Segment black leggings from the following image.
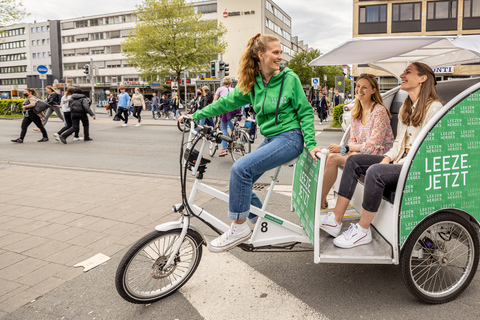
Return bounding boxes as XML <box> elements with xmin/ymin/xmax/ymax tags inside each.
<box><xmin>20</xmin><ymin>111</ymin><xmax>48</xmax><ymax>140</ymax></box>
<box><xmin>132</xmin><ymin>106</ymin><xmax>142</xmax><ymax>122</ymax></box>
<box><xmin>338</xmin><ymin>154</ymin><xmax>402</xmax><ymax>212</ymax></box>
<box><xmin>117</xmin><ymin>107</ymin><xmax>129</xmax><ymax>124</ymax></box>
<box><xmin>62</xmin><ymin>113</ymin><xmax>90</xmax><ymax>139</ymax></box>
<box><xmin>57</xmin><ymin>112</ymin><xmax>79</xmax><ymax>137</ymax></box>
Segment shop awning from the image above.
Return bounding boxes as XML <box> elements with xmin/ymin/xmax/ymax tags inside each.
<box><xmin>309</xmin><ymin>35</ymin><xmax>480</xmax><ymax>79</ymax></box>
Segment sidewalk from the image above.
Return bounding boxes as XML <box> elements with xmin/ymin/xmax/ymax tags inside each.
<box><xmin>0</xmin><ymin>162</ymin><xmax>228</xmax><ymax>317</ymax></box>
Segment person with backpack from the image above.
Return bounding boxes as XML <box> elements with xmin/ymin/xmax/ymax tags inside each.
<box><xmin>130</xmin><ymin>89</ymin><xmax>146</xmax><ymax>127</ymax></box>
<box><xmin>54</xmin><ymin>87</ymin><xmax>82</xmax><ymax>141</ymax></box>
<box><xmin>178</xmin><ymin>34</ymin><xmax>321</xmax><ymax>252</ymax></box>
<box><xmin>11</xmin><ymin>88</ymin><xmax>49</xmax><ymax>143</ymax></box>
<box><xmin>59</xmin><ymin>88</ymin><xmax>95</xmax><ymax>144</ymax></box>
<box><xmin>33</xmin><ymin>86</ymin><xmax>65</xmax><ymax>132</ymax></box>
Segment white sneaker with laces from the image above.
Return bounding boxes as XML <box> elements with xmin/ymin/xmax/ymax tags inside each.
<box><xmin>122</xmin><ymin>122</ymin><xmax>128</xmax><ymax>127</ymax></box>
<box><xmin>320</xmin><ymin>212</ymin><xmax>342</xmax><ymax>237</ymax></box>
<box><xmin>54</xmin><ymin>133</ymin><xmax>60</xmax><ymax>141</ymax></box>
<box><xmin>73</xmin><ymin>137</ymin><xmax>84</xmax><ymax>141</ymax></box>
<box><xmin>209</xmin><ymin>222</ymin><xmax>251</xmax><ymax>253</ymax></box>
<box><xmin>135</xmin><ymin>123</ymin><xmax>141</xmax><ymax>127</ymax></box>
<box><xmin>166</xmin><ymin>117</ymin><xmax>169</xmax><ymax>119</ymax></box>
<box><xmin>333</xmin><ymin>223</ymin><xmax>372</xmax><ymax>248</ymax></box>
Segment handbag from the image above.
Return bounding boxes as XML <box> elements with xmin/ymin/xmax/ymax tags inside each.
<box><xmin>106</xmin><ymin>105</ymin><xmax>110</xmax><ymax>111</ymax></box>
<box><xmin>33</xmin><ymin>100</ymin><xmax>50</xmax><ymax>114</ymax></box>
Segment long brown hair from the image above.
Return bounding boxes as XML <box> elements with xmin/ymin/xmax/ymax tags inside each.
<box><xmin>351</xmin><ymin>74</ymin><xmax>390</xmax><ymax>121</ymax></box>
<box><xmin>238</xmin><ymin>34</ymin><xmax>279</xmax><ymax>95</ymax></box>
<box><xmin>66</xmin><ymin>87</ymin><xmax>75</xmax><ymax>96</ymax></box>
<box><xmin>46</xmin><ymin>85</ymin><xmax>57</xmax><ymax>94</ymax></box>
<box><xmin>25</xmin><ymin>88</ymin><xmax>38</xmax><ymax>97</ymax></box>
<box><xmin>400</xmin><ymin>62</ymin><xmax>440</xmax><ymax>127</ymax></box>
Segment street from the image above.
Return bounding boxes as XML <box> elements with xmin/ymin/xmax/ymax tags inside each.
<box><xmin>0</xmin><ymin>112</ymin><xmax>479</xmax><ymax>320</ymax></box>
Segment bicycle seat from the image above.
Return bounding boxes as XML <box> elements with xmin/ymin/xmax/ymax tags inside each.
<box><xmin>283</xmin><ymin>156</ymin><xmax>300</xmax><ymax>167</ymax></box>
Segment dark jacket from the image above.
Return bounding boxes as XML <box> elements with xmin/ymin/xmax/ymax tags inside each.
<box><xmin>204</xmin><ymin>90</ymin><xmax>213</xmax><ymax>106</ymax></box>
<box><xmin>160</xmin><ymin>98</ymin><xmax>170</xmax><ymax>108</ymax></box>
<box><xmin>46</xmin><ymin>92</ymin><xmax>59</xmax><ymax>107</ymax></box>
<box><xmin>316</xmin><ymin>96</ymin><xmax>327</xmax><ymax>111</ymax></box>
<box><xmin>69</xmin><ymin>93</ymin><xmax>95</xmax><ymax>116</ymax></box>
<box><xmin>171</xmin><ymin>97</ymin><xmax>180</xmax><ymax>108</ymax></box>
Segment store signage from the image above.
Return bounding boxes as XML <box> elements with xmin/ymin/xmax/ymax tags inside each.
<box><xmin>151</xmin><ymin>82</ymin><xmax>161</xmax><ymax>88</ymax></box>
<box><xmin>122</xmin><ymin>81</ymin><xmax>141</xmax><ymax>85</ymax></box>
<box><xmin>433</xmin><ymin>66</ymin><xmax>454</xmax><ymax>74</ymax></box>
<box><xmin>223</xmin><ymin>10</ymin><xmax>255</xmax><ymax>18</ymax></box>
<box><xmin>1</xmin><ymin>93</ymin><xmax>9</xmax><ymax>98</ymax></box>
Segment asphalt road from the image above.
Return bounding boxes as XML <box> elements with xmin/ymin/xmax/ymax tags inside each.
<box><xmin>1</xmin><ymin>114</ymin><xmax>479</xmax><ymax>320</ymax></box>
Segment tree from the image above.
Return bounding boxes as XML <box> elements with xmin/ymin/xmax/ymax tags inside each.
<box><xmin>287</xmin><ymin>49</ymin><xmax>350</xmax><ymax>91</ymax></box>
<box><xmin>0</xmin><ymin>0</ymin><xmax>29</xmax><ymax>27</ymax></box>
<box><xmin>122</xmin><ymin>0</ymin><xmax>227</xmax><ymax>83</ymax></box>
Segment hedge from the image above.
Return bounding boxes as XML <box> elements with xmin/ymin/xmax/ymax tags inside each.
<box><xmin>0</xmin><ymin>99</ymin><xmax>25</xmax><ymax>115</ymax></box>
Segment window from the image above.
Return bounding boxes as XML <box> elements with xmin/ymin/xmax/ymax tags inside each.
<box><xmin>0</xmin><ymin>66</ymin><xmax>27</xmax><ymax>73</ymax></box>
<box><xmin>47</xmin><ymin>38</ymin><xmax>50</xmax><ymax>44</ymax></box>
<box><xmin>33</xmin><ymin>53</ymin><xmax>36</xmax><ymax>59</ymax></box>
<box><xmin>464</xmin><ymin>0</ymin><xmax>480</xmax><ymax>17</ymax></box>
<box><xmin>42</xmin><ymin>39</ymin><xmax>45</xmax><ymax>45</ymax></box>
<box><xmin>43</xmin><ymin>52</ymin><xmax>46</xmax><ymax>58</ymax></box>
<box><xmin>75</xmin><ymin>34</ymin><xmax>89</xmax><ymax>42</ymax></box>
<box><xmin>36</xmin><ymin>27</ymin><xmax>40</xmax><ymax>32</ymax></box>
<box><xmin>393</xmin><ymin>3</ymin><xmax>421</xmax><ymax>21</ymax></box>
<box><xmin>37</xmin><ymin>39</ymin><xmax>40</xmax><ymax>45</ymax></box>
<box><xmin>90</xmin><ymin>19</ymin><xmax>99</xmax><ymax>27</ymax></box>
<box><xmin>0</xmin><ymin>40</ymin><xmax>26</xmax><ymax>50</ymax></box>
<box><xmin>32</xmin><ymin>40</ymin><xmax>35</xmax><ymax>46</ymax></box>
<box><xmin>64</xmin><ymin>63</ymin><xmax>77</xmax><ymax>71</ymax></box>
<box><xmin>33</xmin><ymin>65</ymin><xmax>36</xmax><ymax>72</ymax></box>
<box><xmin>61</xmin><ymin>22</ymin><xmax>74</xmax><ymax>30</ymax></box>
<box><xmin>41</xmin><ymin>26</ymin><xmax>45</xmax><ymax>32</ymax></box>
<box><xmin>109</xmin><ymin>45</ymin><xmax>122</xmax><ymax>54</ymax></box>
<box><xmin>197</xmin><ymin>3</ymin><xmax>217</xmax><ymax>14</ymax></box>
<box><xmin>0</xmin><ymin>78</ymin><xmax>26</xmax><ymax>85</ymax></box>
<box><xmin>0</xmin><ymin>53</ymin><xmax>26</xmax><ymax>61</ymax></box>
<box><xmin>31</xmin><ymin>27</ymin><xmax>35</xmax><ymax>33</ymax></box>
<box><xmin>266</xmin><ymin>1</ymin><xmax>273</xmax><ymax>13</ymax></box>
<box><xmin>62</xmin><ymin>49</ymin><xmax>75</xmax><ymax>57</ymax></box>
<box><xmin>76</xmin><ymin>20</ymin><xmax>88</xmax><ymax>28</ymax></box>
<box><xmin>360</xmin><ymin>5</ymin><xmax>387</xmax><ymax>22</ymax></box>
<box><xmin>0</xmin><ymin>28</ymin><xmax>25</xmax><ymax>38</ymax></box>
<box><xmin>427</xmin><ymin>1</ymin><xmax>457</xmax><ymax>19</ymax></box>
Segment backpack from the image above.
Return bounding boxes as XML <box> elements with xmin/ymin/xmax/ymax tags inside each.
<box><xmin>56</xmin><ymin>92</ymin><xmax>62</xmax><ymax>105</ymax></box>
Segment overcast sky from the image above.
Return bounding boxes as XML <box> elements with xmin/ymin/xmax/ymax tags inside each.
<box><xmin>20</xmin><ymin>0</ymin><xmax>353</xmax><ymax>54</ymax></box>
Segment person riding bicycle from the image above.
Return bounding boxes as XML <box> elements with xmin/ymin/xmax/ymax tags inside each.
<box><xmin>214</xmin><ymin>76</ymin><xmax>240</xmax><ymax>157</ymax></box>
<box><xmin>179</xmin><ymin>33</ymin><xmax>322</xmax><ymax>253</ymax></box>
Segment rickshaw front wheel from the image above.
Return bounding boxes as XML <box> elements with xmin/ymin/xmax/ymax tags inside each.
<box><xmin>400</xmin><ymin>212</ymin><xmax>479</xmax><ymax>304</ymax></box>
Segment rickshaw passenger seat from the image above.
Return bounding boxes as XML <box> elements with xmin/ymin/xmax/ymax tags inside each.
<box><xmin>357</xmin><ymin>175</ymin><xmax>396</xmax><ymax>203</ymax></box>
<box><xmin>283</xmin><ymin>156</ymin><xmax>300</xmax><ymax>166</ymax></box>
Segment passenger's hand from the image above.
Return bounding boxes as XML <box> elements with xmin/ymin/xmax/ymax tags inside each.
<box><xmin>380</xmin><ymin>156</ymin><xmax>391</xmax><ymax>164</ymax></box>
<box><xmin>178</xmin><ymin>114</ymin><xmax>193</xmax><ymax>123</ymax></box>
<box><xmin>328</xmin><ymin>144</ymin><xmax>341</xmax><ymax>153</ymax></box>
<box><xmin>309</xmin><ymin>147</ymin><xmax>323</xmax><ymax>161</ymax></box>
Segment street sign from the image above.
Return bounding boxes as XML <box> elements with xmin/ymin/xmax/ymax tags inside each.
<box><xmin>39</xmin><ymin>74</ymin><xmax>47</xmax><ymax>80</ymax></box>
<box><xmin>191</xmin><ymin>78</ymin><xmax>197</xmax><ymax>85</ymax></box>
<box><xmin>37</xmin><ymin>65</ymin><xmax>48</xmax><ymax>74</ymax></box>
<box><xmin>311</xmin><ymin>78</ymin><xmax>319</xmax><ymax>86</ymax></box>
<box><xmin>313</xmin><ymin>85</ymin><xmax>319</xmax><ymax>90</ymax></box>
<box><xmin>323</xmin><ymin>75</ymin><xmax>327</xmax><ymax>82</ymax></box>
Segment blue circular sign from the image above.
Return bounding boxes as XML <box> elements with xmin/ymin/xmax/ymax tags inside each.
<box><xmin>312</xmin><ymin>78</ymin><xmax>319</xmax><ymax>85</ymax></box>
<box><xmin>37</xmin><ymin>65</ymin><xmax>48</xmax><ymax>74</ymax></box>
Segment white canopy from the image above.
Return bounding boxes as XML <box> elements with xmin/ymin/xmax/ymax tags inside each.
<box><xmin>308</xmin><ymin>35</ymin><xmax>480</xmax><ymax>79</ymax></box>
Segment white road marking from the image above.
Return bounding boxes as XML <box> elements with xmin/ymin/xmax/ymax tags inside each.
<box><xmin>315</xmin><ymin>132</ymin><xmax>323</xmax><ymax>137</ymax></box>
<box><xmin>180</xmin><ymin>250</ymin><xmax>329</xmax><ymax>320</ymax></box>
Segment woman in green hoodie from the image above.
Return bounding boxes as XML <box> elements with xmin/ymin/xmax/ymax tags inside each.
<box><xmin>179</xmin><ymin>34</ymin><xmax>321</xmax><ymax>252</ymax></box>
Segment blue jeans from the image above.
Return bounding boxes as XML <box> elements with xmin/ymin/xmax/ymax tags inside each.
<box><xmin>152</xmin><ymin>105</ymin><xmax>158</xmax><ymax>117</ymax></box>
<box><xmin>221</xmin><ymin>119</ymin><xmax>234</xmax><ymax>150</ymax></box>
<box><xmin>228</xmin><ymin>129</ymin><xmax>304</xmax><ymax>222</ymax></box>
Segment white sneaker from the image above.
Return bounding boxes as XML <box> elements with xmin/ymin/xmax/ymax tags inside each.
<box><xmin>166</xmin><ymin>117</ymin><xmax>169</xmax><ymax>120</ymax></box>
<box><xmin>320</xmin><ymin>212</ymin><xmax>342</xmax><ymax>237</ymax></box>
<box><xmin>122</xmin><ymin>123</ymin><xmax>128</xmax><ymax>127</ymax></box>
<box><xmin>319</xmin><ymin>121</ymin><xmax>322</xmax><ymax>125</ymax></box>
<box><xmin>333</xmin><ymin>223</ymin><xmax>372</xmax><ymax>248</ymax></box>
<box><xmin>209</xmin><ymin>222</ymin><xmax>251</xmax><ymax>253</ymax></box>
<box><xmin>135</xmin><ymin>123</ymin><xmax>141</xmax><ymax>127</ymax></box>
<box><xmin>54</xmin><ymin>133</ymin><xmax>60</xmax><ymax>141</ymax></box>
<box><xmin>73</xmin><ymin>137</ymin><xmax>84</xmax><ymax>141</ymax></box>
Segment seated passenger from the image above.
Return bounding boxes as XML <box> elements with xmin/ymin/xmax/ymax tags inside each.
<box><xmin>320</xmin><ymin>62</ymin><xmax>443</xmax><ymax>248</ymax></box>
<box><xmin>321</xmin><ymin>74</ymin><xmax>393</xmax><ymax>209</ymax></box>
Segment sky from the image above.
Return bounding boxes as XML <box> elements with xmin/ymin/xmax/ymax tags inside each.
<box><xmin>19</xmin><ymin>0</ymin><xmax>353</xmax><ymax>54</ymax></box>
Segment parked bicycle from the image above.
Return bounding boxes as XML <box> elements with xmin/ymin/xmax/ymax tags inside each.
<box><xmin>208</xmin><ymin>114</ymin><xmax>251</xmax><ymax>162</ymax></box>
<box><xmin>4</xmin><ymin>103</ymin><xmax>19</xmax><ymax>115</ymax></box>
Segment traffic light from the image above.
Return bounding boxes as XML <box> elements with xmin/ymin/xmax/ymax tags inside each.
<box><xmin>210</xmin><ymin>60</ymin><xmax>218</xmax><ymax>78</ymax></box>
<box><xmin>219</xmin><ymin>61</ymin><xmax>229</xmax><ymax>78</ymax></box>
<box><xmin>83</xmin><ymin>64</ymin><xmax>90</xmax><ymax>75</ymax></box>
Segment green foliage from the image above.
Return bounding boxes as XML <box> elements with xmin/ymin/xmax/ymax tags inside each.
<box><xmin>331</xmin><ymin>103</ymin><xmax>345</xmax><ymax>127</ymax></box>
<box><xmin>122</xmin><ymin>0</ymin><xmax>227</xmax><ymax>83</ymax></box>
<box><xmin>0</xmin><ymin>0</ymin><xmax>29</xmax><ymax>26</ymax></box>
<box><xmin>0</xmin><ymin>98</ymin><xmax>24</xmax><ymax>114</ymax></box>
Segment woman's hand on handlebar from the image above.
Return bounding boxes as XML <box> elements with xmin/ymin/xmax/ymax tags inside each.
<box><xmin>328</xmin><ymin>144</ymin><xmax>342</xmax><ymax>153</ymax></box>
<box><xmin>309</xmin><ymin>147</ymin><xmax>323</xmax><ymax>161</ymax></box>
<box><xmin>178</xmin><ymin>113</ymin><xmax>193</xmax><ymax>123</ymax></box>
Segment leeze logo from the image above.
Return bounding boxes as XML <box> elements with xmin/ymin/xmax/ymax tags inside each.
<box><xmin>425</xmin><ymin>154</ymin><xmax>469</xmax><ymax>190</ymax></box>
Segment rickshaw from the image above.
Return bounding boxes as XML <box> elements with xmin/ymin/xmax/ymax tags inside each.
<box><xmin>115</xmin><ymin>35</ymin><xmax>480</xmax><ymax>305</ymax></box>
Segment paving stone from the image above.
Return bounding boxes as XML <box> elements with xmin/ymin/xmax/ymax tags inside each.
<box><xmin>0</xmin><ymin>233</ymin><xmax>31</xmax><ymax>248</ymax></box>
<box><xmin>83</xmin><ymin>218</ymin><xmax>120</xmax><ymax>233</ymax></box>
<box><xmin>54</xmin><ymin>266</ymin><xmax>84</xmax><ymax>281</ymax></box>
<box><xmin>2</xmin><ymin>236</ymin><xmax>50</xmax><ymax>254</ymax></box>
<box><xmin>0</xmin><ymin>252</ymin><xmax>25</xmax><ymax>270</ymax></box>
<box><xmin>85</xmin><ymin>234</ymin><xmax>122</xmax><ymax>252</ymax></box>
<box><xmin>25</xmin><ymin>276</ymin><xmax>67</xmax><ymax>298</ymax></box>
<box><xmin>16</xmin><ymin>263</ymin><xmax>67</xmax><ymax>286</ymax></box>
<box><xmin>13</xmin><ymin>220</ymin><xmax>50</xmax><ymax>234</ymax></box>
<box><xmin>66</xmin><ymin>230</ymin><xmax>108</xmax><ymax>247</ymax></box>
<box><xmin>48</xmin><ymin>212</ymin><xmax>84</xmax><ymax>225</ymax></box>
<box><xmin>0</xmin><ymin>288</ymin><xmax>40</xmax><ymax>313</ymax></box>
<box><xmin>32</xmin><ymin>210</ymin><xmax>68</xmax><ymax>222</ymax></box>
<box><xmin>0</xmin><ymin>217</ymin><xmax>33</xmax><ymax>232</ymax></box>
<box><xmin>0</xmin><ymin>279</ymin><xmax>23</xmax><ymax>296</ymax></box>
<box><xmin>66</xmin><ymin>215</ymin><xmax>104</xmax><ymax>229</ymax></box>
<box><xmin>28</xmin><ymin>223</ymin><xmax>69</xmax><ymax>238</ymax></box>
<box><xmin>103</xmin><ymin>222</ymin><xmax>142</xmax><ymax>236</ymax></box>
<box><xmin>0</xmin><ymin>284</ymin><xmax>30</xmax><ymax>304</ymax></box>
<box><xmin>0</xmin><ymin>258</ymin><xmax>48</xmax><ymax>281</ymax></box>
<box><xmin>15</xmin><ymin>208</ymin><xmax>51</xmax><ymax>219</ymax></box>
<box><xmin>44</xmin><ymin>245</ymin><xmax>94</xmax><ymax>266</ymax></box>
<box><xmin>46</xmin><ymin>226</ymin><xmax>89</xmax><ymax>242</ymax></box>
<box><xmin>22</xmin><ymin>240</ymin><xmax>72</xmax><ymax>260</ymax></box>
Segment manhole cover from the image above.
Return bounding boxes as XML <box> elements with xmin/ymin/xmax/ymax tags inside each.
<box><xmin>252</xmin><ymin>183</ymin><xmax>270</xmax><ymax>191</ymax></box>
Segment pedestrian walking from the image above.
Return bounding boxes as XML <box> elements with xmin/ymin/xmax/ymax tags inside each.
<box><xmin>59</xmin><ymin>88</ymin><xmax>95</xmax><ymax>144</ymax></box>
<box><xmin>151</xmin><ymin>93</ymin><xmax>160</xmax><ymax>119</ymax></box>
<box><xmin>171</xmin><ymin>93</ymin><xmax>181</xmax><ymax>120</ymax></box>
<box><xmin>116</xmin><ymin>86</ymin><xmax>131</xmax><ymax>126</ymax></box>
<box><xmin>11</xmin><ymin>88</ymin><xmax>49</xmax><ymax>143</ymax></box>
<box><xmin>160</xmin><ymin>95</ymin><xmax>171</xmax><ymax>119</ymax></box>
<box><xmin>202</xmin><ymin>86</ymin><xmax>215</xmax><ymax>127</ymax></box>
<box><xmin>108</xmin><ymin>94</ymin><xmax>117</xmax><ymax>116</ymax></box>
<box><xmin>334</xmin><ymin>89</ymin><xmax>343</xmax><ymax>107</ymax></box>
<box><xmin>214</xmin><ymin>76</ymin><xmax>238</xmax><ymax>157</ymax></box>
<box><xmin>33</xmin><ymin>86</ymin><xmax>65</xmax><ymax>132</ymax></box>
<box><xmin>130</xmin><ymin>89</ymin><xmax>146</xmax><ymax>127</ymax></box>
<box><xmin>316</xmin><ymin>92</ymin><xmax>328</xmax><ymax>124</ymax></box>
<box><xmin>54</xmin><ymin>87</ymin><xmax>82</xmax><ymax>141</ymax></box>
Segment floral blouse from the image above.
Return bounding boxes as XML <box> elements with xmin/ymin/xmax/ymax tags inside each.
<box><xmin>349</xmin><ymin>104</ymin><xmax>394</xmax><ymax>155</ymax></box>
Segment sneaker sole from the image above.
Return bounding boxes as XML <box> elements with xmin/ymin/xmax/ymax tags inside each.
<box><xmin>333</xmin><ymin>234</ymin><xmax>372</xmax><ymax>248</ymax></box>
<box><xmin>320</xmin><ymin>225</ymin><xmax>341</xmax><ymax>238</ymax></box>
<box><xmin>208</xmin><ymin>232</ymin><xmax>251</xmax><ymax>253</ymax></box>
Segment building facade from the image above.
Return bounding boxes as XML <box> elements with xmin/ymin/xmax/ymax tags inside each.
<box><xmin>1</xmin><ymin>0</ymin><xmax>309</xmax><ymax>99</ymax></box>
<box><xmin>353</xmin><ymin>0</ymin><xmax>480</xmax><ymax>90</ymax></box>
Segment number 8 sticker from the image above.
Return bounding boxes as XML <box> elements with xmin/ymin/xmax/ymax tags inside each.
<box><xmin>261</xmin><ymin>222</ymin><xmax>268</xmax><ymax>232</ymax></box>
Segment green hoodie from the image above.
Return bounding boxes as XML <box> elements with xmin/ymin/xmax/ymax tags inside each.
<box><xmin>192</xmin><ymin>67</ymin><xmax>317</xmax><ymax>151</ymax></box>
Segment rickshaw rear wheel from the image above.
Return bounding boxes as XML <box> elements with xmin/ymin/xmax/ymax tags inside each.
<box><xmin>400</xmin><ymin>212</ymin><xmax>479</xmax><ymax>304</ymax></box>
